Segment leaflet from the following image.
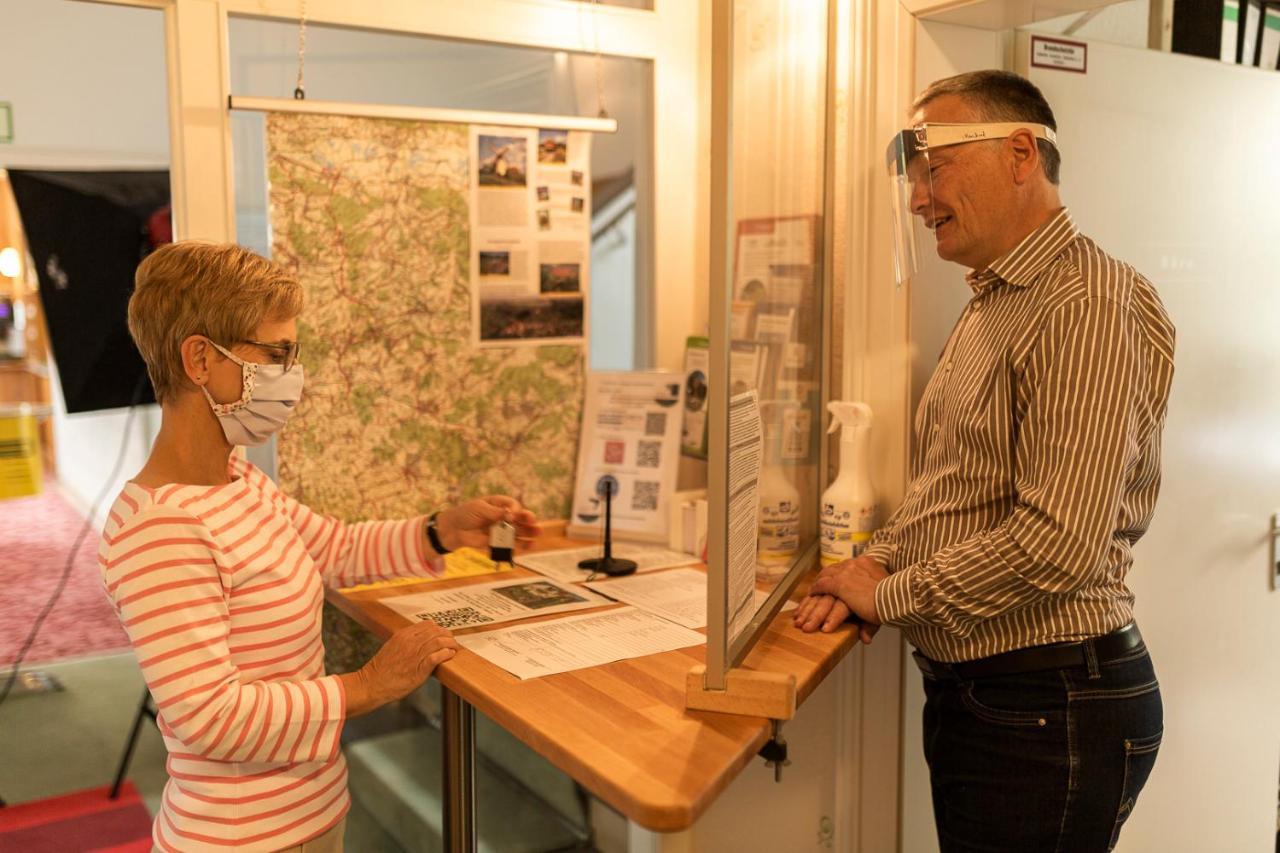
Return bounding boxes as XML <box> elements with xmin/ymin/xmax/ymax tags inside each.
<box><xmin>515</xmin><ymin>543</ymin><xmax>699</xmax><ymax>584</ymax></box>
<box><xmin>727</xmin><ymin>390</ymin><xmax>764</xmax><ymax>643</ymax></box>
<box><xmin>457</xmin><ymin>606</ymin><xmax>705</xmax><ymax>680</ymax></box>
<box><xmin>380</xmin><ymin>577</ymin><xmax>609</xmax><ymax>631</ymax></box>
<box><xmin>585</xmin><ymin>567</ymin><xmax>797</xmax><ymax>630</ymax></box>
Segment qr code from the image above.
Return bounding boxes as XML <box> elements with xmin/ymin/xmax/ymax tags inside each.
<box><xmin>416</xmin><ymin>607</ymin><xmax>493</xmax><ymax>630</ymax></box>
<box><xmin>632</xmin><ymin>480</ymin><xmax>660</xmax><ymax>511</ymax></box>
<box><xmin>636</xmin><ymin>440</ymin><xmax>661</xmax><ymax>468</ymax></box>
<box><xmin>645</xmin><ymin>412</ymin><xmax>667</xmax><ymax>436</ymax></box>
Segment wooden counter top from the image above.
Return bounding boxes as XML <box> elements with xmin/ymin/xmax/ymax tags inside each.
<box><xmin>326</xmin><ymin>533</ymin><xmax>857</xmax><ymax>832</ymax></box>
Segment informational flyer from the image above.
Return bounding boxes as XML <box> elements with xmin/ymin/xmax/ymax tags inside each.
<box><xmin>585</xmin><ymin>567</ymin><xmax>796</xmax><ymax>631</ymax></box>
<box><xmin>733</xmin><ymin>215</ymin><xmax>816</xmax><ymax>304</ymax></box>
<box><xmin>568</xmin><ymin>371</ymin><xmax>685</xmax><ymax>543</ymax></box>
<box><xmin>516</xmin><ymin>543</ymin><xmax>698</xmax><ymax>584</ymax></box>
<box><xmin>380</xmin><ymin>577</ymin><xmax>608</xmax><ymax>631</ymax></box>
<box><xmin>457</xmin><ymin>607</ymin><xmax>705</xmax><ymax>680</ymax></box>
<box><xmin>727</xmin><ymin>390</ymin><xmax>763</xmax><ymax>643</ymax></box>
<box><xmin>471</xmin><ymin>125</ymin><xmax>592</xmax><ymax>347</ymax></box>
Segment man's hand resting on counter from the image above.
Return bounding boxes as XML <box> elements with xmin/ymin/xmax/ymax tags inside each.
<box><xmin>793</xmin><ymin>555</ymin><xmax>888</xmax><ymax>643</ymax></box>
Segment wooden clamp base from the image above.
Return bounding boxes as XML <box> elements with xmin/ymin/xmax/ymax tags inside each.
<box><xmin>685</xmin><ymin>665</ymin><xmax>797</xmax><ymax>720</ymax></box>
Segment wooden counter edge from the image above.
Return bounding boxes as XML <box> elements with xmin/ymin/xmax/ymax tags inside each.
<box><xmin>321</xmin><ymin>534</ymin><xmax>868</xmax><ymax>833</ymax></box>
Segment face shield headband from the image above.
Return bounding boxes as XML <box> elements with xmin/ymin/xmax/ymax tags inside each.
<box><xmin>885</xmin><ymin>121</ymin><xmax>1058</xmax><ymax>283</ymax></box>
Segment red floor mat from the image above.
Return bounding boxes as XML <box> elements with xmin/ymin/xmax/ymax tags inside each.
<box><xmin>0</xmin><ymin>782</ymin><xmax>152</xmax><ymax>852</ymax></box>
<box><xmin>0</xmin><ymin>482</ymin><xmax>130</xmax><ymax>667</ymax></box>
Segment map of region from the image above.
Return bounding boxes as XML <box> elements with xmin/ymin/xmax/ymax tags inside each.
<box><xmin>267</xmin><ymin>112</ymin><xmax>583</xmax><ymax>523</ymax></box>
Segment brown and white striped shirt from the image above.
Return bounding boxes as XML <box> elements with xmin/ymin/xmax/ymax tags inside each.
<box><xmin>871</xmin><ymin>208</ymin><xmax>1175</xmax><ymax>662</ymax></box>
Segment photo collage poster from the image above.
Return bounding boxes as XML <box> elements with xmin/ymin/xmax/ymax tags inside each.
<box><xmin>470</xmin><ymin>125</ymin><xmax>592</xmax><ymax>347</ymax></box>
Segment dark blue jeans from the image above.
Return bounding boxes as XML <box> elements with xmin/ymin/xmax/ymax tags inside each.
<box><xmin>920</xmin><ymin>645</ymin><xmax>1162</xmax><ymax>852</ymax></box>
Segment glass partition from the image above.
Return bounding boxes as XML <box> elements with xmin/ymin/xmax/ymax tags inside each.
<box><xmin>705</xmin><ymin>0</ymin><xmax>833</xmax><ymax>687</ymax></box>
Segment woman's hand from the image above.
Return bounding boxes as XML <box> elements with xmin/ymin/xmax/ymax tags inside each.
<box><xmin>343</xmin><ymin>620</ymin><xmax>460</xmax><ymax>717</ymax></box>
<box><xmin>436</xmin><ymin>496</ymin><xmax>541</xmax><ymax>552</ymax></box>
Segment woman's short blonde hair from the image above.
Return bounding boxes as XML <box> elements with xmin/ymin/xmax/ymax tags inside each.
<box><xmin>128</xmin><ymin>242</ymin><xmax>304</xmax><ymax>404</ymax></box>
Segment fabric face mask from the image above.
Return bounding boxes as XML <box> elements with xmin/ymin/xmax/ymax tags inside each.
<box><xmin>201</xmin><ymin>340</ymin><xmax>305</xmax><ymax>446</ymax></box>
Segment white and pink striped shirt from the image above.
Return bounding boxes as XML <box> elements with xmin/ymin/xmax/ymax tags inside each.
<box><xmin>98</xmin><ymin>456</ymin><xmax>436</xmax><ymax>852</ymax></box>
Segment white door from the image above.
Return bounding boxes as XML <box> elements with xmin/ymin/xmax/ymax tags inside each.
<box><xmin>900</xmin><ymin>30</ymin><xmax>1280</xmax><ymax>853</ymax></box>
<box><xmin>1017</xmin><ymin>33</ymin><xmax>1280</xmax><ymax>851</ymax></box>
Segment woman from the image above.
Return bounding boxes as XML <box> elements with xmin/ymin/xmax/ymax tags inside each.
<box><xmin>99</xmin><ymin>241</ymin><xmax>540</xmax><ymax>852</ymax></box>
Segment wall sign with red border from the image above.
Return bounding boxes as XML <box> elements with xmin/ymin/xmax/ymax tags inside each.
<box><xmin>1030</xmin><ymin>36</ymin><xmax>1088</xmax><ymax>74</ymax></box>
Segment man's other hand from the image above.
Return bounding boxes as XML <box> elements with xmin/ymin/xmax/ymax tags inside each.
<box><xmin>805</xmin><ymin>555</ymin><xmax>888</xmax><ymax>630</ymax></box>
<box><xmin>793</xmin><ymin>593</ymin><xmax>880</xmax><ymax>643</ymax></box>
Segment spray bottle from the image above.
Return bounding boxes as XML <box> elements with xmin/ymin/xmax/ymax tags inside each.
<box><xmin>757</xmin><ymin>401</ymin><xmax>801</xmax><ymax>580</ymax></box>
<box><xmin>820</xmin><ymin>401</ymin><xmax>878</xmax><ymax>566</ymax></box>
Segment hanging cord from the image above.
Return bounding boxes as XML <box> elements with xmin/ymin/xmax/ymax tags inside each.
<box><xmin>592</xmin><ymin>0</ymin><xmax>608</xmax><ymax>119</ymax></box>
<box><xmin>0</xmin><ymin>371</ymin><xmax>148</xmax><ymax>711</ymax></box>
<box><xmin>293</xmin><ymin>0</ymin><xmax>308</xmax><ymax>100</ymax></box>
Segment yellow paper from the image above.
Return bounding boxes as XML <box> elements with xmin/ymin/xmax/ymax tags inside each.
<box><xmin>339</xmin><ymin>547</ymin><xmax>507</xmax><ymax>592</ymax></box>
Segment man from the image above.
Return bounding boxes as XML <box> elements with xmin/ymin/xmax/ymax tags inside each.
<box><xmin>794</xmin><ymin>70</ymin><xmax>1174</xmax><ymax>851</ymax></box>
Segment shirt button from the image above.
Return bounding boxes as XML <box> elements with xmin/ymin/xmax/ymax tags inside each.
<box><xmin>944</xmin><ymin>361</ymin><xmax>953</xmax><ymax>371</ymax></box>
<box><xmin>932</xmin><ymin>424</ymin><xmax>941</xmax><ymax>433</ymax></box>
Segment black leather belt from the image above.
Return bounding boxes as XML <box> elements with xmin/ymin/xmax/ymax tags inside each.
<box><xmin>913</xmin><ymin>623</ymin><xmax>1145</xmax><ymax>681</ymax></box>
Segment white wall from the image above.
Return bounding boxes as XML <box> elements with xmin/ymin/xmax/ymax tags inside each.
<box><xmin>0</xmin><ymin>0</ymin><xmax>168</xmax><ymax>517</ymax></box>
<box><xmin>591</xmin><ymin>186</ymin><xmax>638</xmax><ymax>371</ymax></box>
<box><xmin>729</xmin><ymin>0</ymin><xmax>827</xmax><ymax>225</ymax></box>
<box><xmin>1021</xmin><ymin>0</ymin><xmax>1149</xmax><ymax>49</ymax></box>
<box><xmin>0</xmin><ymin>0</ymin><xmax>169</xmax><ymax>168</ymax></box>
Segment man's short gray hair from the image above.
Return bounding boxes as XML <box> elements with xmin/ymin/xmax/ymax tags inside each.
<box><xmin>914</xmin><ymin>70</ymin><xmax>1061</xmax><ymax>185</ymax></box>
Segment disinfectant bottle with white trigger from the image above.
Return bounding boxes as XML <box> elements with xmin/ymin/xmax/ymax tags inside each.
<box><xmin>820</xmin><ymin>401</ymin><xmax>878</xmax><ymax>566</ymax></box>
<box><xmin>757</xmin><ymin>402</ymin><xmax>801</xmax><ymax>580</ymax></box>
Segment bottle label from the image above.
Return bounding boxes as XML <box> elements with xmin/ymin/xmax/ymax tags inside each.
<box><xmin>759</xmin><ymin>503</ymin><xmax>800</xmax><ymax>564</ymax></box>
<box><xmin>819</xmin><ymin>501</ymin><xmax>877</xmax><ymax>565</ymax></box>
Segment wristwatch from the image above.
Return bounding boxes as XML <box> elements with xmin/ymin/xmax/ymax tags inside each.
<box><xmin>426</xmin><ymin>512</ymin><xmax>451</xmax><ymax>555</ymax></box>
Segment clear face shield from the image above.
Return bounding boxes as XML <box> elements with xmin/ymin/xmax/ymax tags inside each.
<box><xmin>885</xmin><ymin>122</ymin><xmax>1058</xmax><ymax>283</ymax></box>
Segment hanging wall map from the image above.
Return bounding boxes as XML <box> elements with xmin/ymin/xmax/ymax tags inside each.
<box><xmin>266</xmin><ymin>112</ymin><xmax>584</xmax><ymax>522</ymax></box>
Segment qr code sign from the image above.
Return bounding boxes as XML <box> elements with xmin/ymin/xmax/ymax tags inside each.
<box><xmin>636</xmin><ymin>440</ymin><xmax>661</xmax><ymax>468</ymax></box>
<box><xmin>416</xmin><ymin>607</ymin><xmax>493</xmax><ymax>630</ymax></box>
<box><xmin>632</xmin><ymin>480</ymin><xmax>660</xmax><ymax>511</ymax></box>
<box><xmin>644</xmin><ymin>412</ymin><xmax>667</xmax><ymax>436</ymax></box>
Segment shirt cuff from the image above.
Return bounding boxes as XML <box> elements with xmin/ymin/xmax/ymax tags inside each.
<box><xmin>863</xmin><ymin>541</ymin><xmax>896</xmax><ymax>572</ymax></box>
<box><xmin>319</xmin><ymin>675</ymin><xmax>347</xmax><ymax>762</ymax></box>
<box><xmin>874</xmin><ymin>566</ymin><xmax>929</xmax><ymax>628</ymax></box>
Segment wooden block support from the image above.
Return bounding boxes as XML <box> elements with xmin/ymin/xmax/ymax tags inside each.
<box><xmin>685</xmin><ymin>665</ymin><xmax>797</xmax><ymax>720</ymax></box>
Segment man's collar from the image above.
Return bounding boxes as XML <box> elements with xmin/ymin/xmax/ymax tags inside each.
<box><xmin>964</xmin><ymin>207</ymin><xmax>1078</xmax><ymax>295</ymax></box>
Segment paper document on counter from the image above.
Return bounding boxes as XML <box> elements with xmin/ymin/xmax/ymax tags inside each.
<box><xmin>457</xmin><ymin>607</ymin><xmax>705</xmax><ymax>680</ymax></box>
<box><xmin>727</xmin><ymin>390</ymin><xmax>763</xmax><ymax>643</ymax></box>
<box><xmin>381</xmin><ymin>577</ymin><xmax>608</xmax><ymax>631</ymax></box>
<box><xmin>585</xmin><ymin>567</ymin><xmax>797</xmax><ymax>630</ymax></box>
<box><xmin>515</xmin><ymin>543</ymin><xmax>698</xmax><ymax>584</ymax></box>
